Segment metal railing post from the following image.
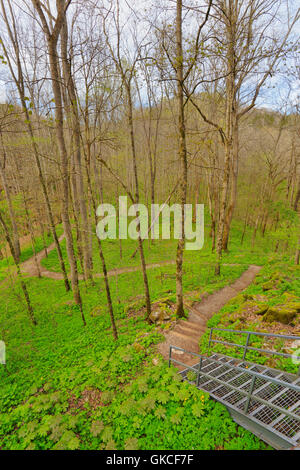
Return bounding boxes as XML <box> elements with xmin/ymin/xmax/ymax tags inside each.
<box><xmin>244</xmin><ymin>374</ymin><xmax>256</xmax><ymax>414</ymax></box>
<box><xmin>243</xmin><ymin>333</ymin><xmax>251</xmax><ymax>361</ymax></box>
<box><xmin>208</xmin><ymin>329</ymin><xmax>213</xmax><ymax>352</ymax></box>
<box><xmin>168</xmin><ymin>346</ymin><xmax>172</xmax><ymax>368</ymax></box>
<box><xmin>197</xmin><ymin>357</ymin><xmax>203</xmax><ymax>387</ymax></box>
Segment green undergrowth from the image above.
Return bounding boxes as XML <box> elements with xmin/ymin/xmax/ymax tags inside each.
<box><xmin>0</xmin><ymin>225</ymin><xmax>64</xmax><ymax>274</ymax></box>
<box><xmin>0</xmin><ymin>259</ymin><xmax>268</xmax><ymax>449</ymax></box>
<box><xmin>0</xmin><ymin>216</ymin><xmax>290</xmax><ymax>450</ymax></box>
<box><xmin>41</xmin><ymin>217</ymin><xmax>281</xmax><ymax>274</ymax></box>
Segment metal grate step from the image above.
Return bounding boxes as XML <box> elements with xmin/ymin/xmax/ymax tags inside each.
<box><xmin>174</xmin><ymin>350</ymin><xmax>300</xmax><ymax>449</ymax></box>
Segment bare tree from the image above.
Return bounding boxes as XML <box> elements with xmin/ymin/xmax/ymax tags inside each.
<box><xmin>31</xmin><ymin>0</ymin><xmax>86</xmax><ymax>325</ymax></box>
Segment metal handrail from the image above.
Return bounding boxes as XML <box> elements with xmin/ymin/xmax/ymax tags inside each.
<box><xmin>208</xmin><ymin>328</ymin><xmax>300</xmax><ymax>373</ymax></box>
<box><xmin>169</xmin><ymin>345</ymin><xmax>300</xmax><ymax>393</ymax></box>
<box><xmin>168</xmin><ymin>344</ymin><xmax>300</xmax><ymax>428</ymax></box>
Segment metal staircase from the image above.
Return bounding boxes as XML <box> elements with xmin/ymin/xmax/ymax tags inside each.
<box><xmin>169</xmin><ymin>329</ymin><xmax>300</xmax><ymax>449</ymax></box>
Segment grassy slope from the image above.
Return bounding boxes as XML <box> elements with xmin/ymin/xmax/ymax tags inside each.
<box><xmin>0</xmin><ymin>225</ymin><xmax>64</xmax><ymax>282</ymax></box>
<box><xmin>41</xmin><ymin>218</ymin><xmax>277</xmax><ymax>274</ymax></box>
<box><xmin>0</xmin><ymin>220</ymin><xmax>295</xmax><ymax>450</ymax></box>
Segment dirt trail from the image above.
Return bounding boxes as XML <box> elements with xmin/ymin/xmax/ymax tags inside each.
<box><xmin>19</xmin><ymin>232</ymin><xmax>261</xmax><ymax>359</ymax></box>
<box><xmin>20</xmin><ymin>234</ymin><xmax>177</xmax><ymax>280</ymax></box>
<box><xmin>158</xmin><ymin>265</ymin><xmax>262</xmax><ymax>365</ymax></box>
<box><xmin>20</xmin><ymin>233</ymin><xmax>247</xmax><ymax>281</ymax></box>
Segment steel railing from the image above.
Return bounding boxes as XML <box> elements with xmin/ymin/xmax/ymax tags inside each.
<box><xmin>168</xmin><ymin>344</ymin><xmax>300</xmax><ymax>446</ymax></box>
<box><xmin>208</xmin><ymin>328</ymin><xmax>300</xmax><ymax>374</ymax></box>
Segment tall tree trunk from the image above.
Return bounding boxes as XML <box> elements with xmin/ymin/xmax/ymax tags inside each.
<box><xmin>175</xmin><ymin>0</ymin><xmax>188</xmax><ymax>317</ymax></box>
<box><xmin>215</xmin><ymin>3</ymin><xmax>237</xmax><ymax>275</ymax></box>
<box><xmin>295</xmin><ymin>234</ymin><xmax>300</xmax><ymax>265</ymax></box>
<box><xmin>0</xmin><ymin>0</ymin><xmax>70</xmax><ymax>290</ymax></box>
<box><xmin>0</xmin><ymin>161</ymin><xmax>20</xmax><ymax>262</ymax></box>
<box><xmin>85</xmin><ymin>156</ymin><xmax>118</xmax><ymax>340</ymax></box>
<box><xmin>60</xmin><ymin>19</ymin><xmax>93</xmax><ymax>282</ymax></box>
<box><xmin>47</xmin><ymin>38</ymin><xmax>85</xmax><ymax>325</ymax></box>
<box><xmin>32</xmin><ymin>0</ymin><xmax>86</xmax><ymax>326</ymax></box>
<box><xmin>126</xmin><ymin>85</ymin><xmax>152</xmax><ymax>322</ymax></box>
<box><xmin>222</xmin><ymin>118</ymin><xmax>238</xmax><ymax>251</ymax></box>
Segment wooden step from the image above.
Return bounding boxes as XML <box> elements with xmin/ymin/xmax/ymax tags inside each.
<box><xmin>177</xmin><ymin>320</ymin><xmax>202</xmax><ymax>331</ymax></box>
<box><xmin>176</xmin><ymin>324</ymin><xmax>206</xmax><ymax>337</ymax></box>
<box><xmin>174</xmin><ymin>325</ymin><xmax>201</xmax><ymax>340</ymax></box>
<box><xmin>188</xmin><ymin>311</ymin><xmax>208</xmax><ymax>325</ymax></box>
<box><xmin>178</xmin><ymin>319</ymin><xmax>205</xmax><ymax>329</ymax></box>
<box><xmin>168</xmin><ymin>331</ymin><xmax>199</xmax><ymax>352</ymax></box>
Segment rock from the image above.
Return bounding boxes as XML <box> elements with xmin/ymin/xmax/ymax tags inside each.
<box><xmin>124</xmin><ymin>298</ymin><xmax>145</xmax><ymax>314</ymax></box>
<box><xmin>262</xmin><ymin>281</ymin><xmax>276</xmax><ymax>291</ymax></box>
<box><xmin>282</xmin><ymin>292</ymin><xmax>298</xmax><ymax>302</ymax></box>
<box><xmin>263</xmin><ymin>307</ymin><xmax>297</xmax><ymax>325</ymax></box>
<box><xmin>255</xmin><ymin>304</ymin><xmax>269</xmax><ymax>315</ymax></box>
<box><xmin>286</xmin><ymin>302</ymin><xmax>300</xmax><ymax>313</ymax></box>
<box><xmin>149</xmin><ymin>311</ymin><xmax>160</xmax><ymax>323</ymax></box>
<box><xmin>228</xmin><ymin>312</ymin><xmax>246</xmax><ymax>324</ymax></box>
<box><xmin>243</xmin><ymin>294</ymin><xmax>254</xmax><ymax>301</ymax></box>
<box><xmin>152</xmin><ymin>357</ymin><xmax>160</xmax><ymax>366</ymax></box>
<box><xmin>158</xmin><ymin>310</ymin><xmax>171</xmax><ymax>322</ymax></box>
<box><xmin>270</xmin><ymin>271</ymin><xmax>281</xmax><ymax>281</ymax></box>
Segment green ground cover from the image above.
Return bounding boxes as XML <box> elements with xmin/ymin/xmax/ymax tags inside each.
<box><xmin>41</xmin><ymin>218</ymin><xmax>279</xmax><ymax>274</ymax></box>
<box><xmin>1</xmin><ymin>219</ymin><xmax>297</xmax><ymax>450</ymax></box>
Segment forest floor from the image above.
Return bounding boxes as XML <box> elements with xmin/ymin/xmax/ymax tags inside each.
<box><xmin>20</xmin><ymin>239</ymin><xmax>264</xmax><ymax>366</ymax></box>
<box><xmin>0</xmin><ymin>220</ymin><xmax>299</xmax><ymax>450</ymax></box>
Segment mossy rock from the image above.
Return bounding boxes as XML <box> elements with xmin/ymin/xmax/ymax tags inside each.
<box><xmin>227</xmin><ymin>293</ymin><xmax>246</xmax><ymax>306</ymax></box>
<box><xmin>149</xmin><ymin>311</ymin><xmax>160</xmax><ymax>323</ymax></box>
<box><xmin>255</xmin><ymin>304</ymin><xmax>269</xmax><ymax>315</ymax></box>
<box><xmin>270</xmin><ymin>271</ymin><xmax>282</xmax><ymax>281</ymax></box>
<box><xmin>243</xmin><ymin>294</ymin><xmax>255</xmax><ymax>301</ymax></box>
<box><xmin>263</xmin><ymin>307</ymin><xmax>297</xmax><ymax>325</ymax></box>
<box><xmin>156</xmin><ymin>295</ymin><xmax>174</xmax><ymax>306</ymax></box>
<box><xmin>124</xmin><ymin>298</ymin><xmax>146</xmax><ymax>314</ymax></box>
<box><xmin>228</xmin><ymin>312</ymin><xmax>246</xmax><ymax>324</ymax></box>
<box><xmin>149</xmin><ymin>309</ymin><xmax>171</xmax><ymax>324</ymax></box>
<box><xmin>282</xmin><ymin>292</ymin><xmax>298</xmax><ymax>302</ymax></box>
<box><xmin>158</xmin><ymin>309</ymin><xmax>171</xmax><ymax>322</ymax></box>
<box><xmin>262</xmin><ymin>280</ymin><xmax>278</xmax><ymax>291</ymax></box>
<box><xmin>286</xmin><ymin>302</ymin><xmax>300</xmax><ymax>313</ymax></box>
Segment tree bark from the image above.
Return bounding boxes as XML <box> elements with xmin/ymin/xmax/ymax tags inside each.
<box><xmin>60</xmin><ymin>18</ymin><xmax>93</xmax><ymax>282</ymax></box>
<box><xmin>175</xmin><ymin>0</ymin><xmax>188</xmax><ymax>316</ymax></box>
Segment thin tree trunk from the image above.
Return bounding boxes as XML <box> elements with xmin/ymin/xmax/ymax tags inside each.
<box><xmin>60</xmin><ymin>19</ymin><xmax>93</xmax><ymax>282</ymax></box>
<box><xmin>0</xmin><ymin>211</ymin><xmax>36</xmax><ymax>325</ymax></box>
<box><xmin>174</xmin><ymin>0</ymin><xmax>188</xmax><ymax>317</ymax></box>
<box><xmin>0</xmin><ymin>153</ymin><xmax>20</xmax><ymax>262</ymax></box>
<box><xmin>295</xmin><ymin>234</ymin><xmax>300</xmax><ymax>265</ymax></box>
<box><xmin>126</xmin><ymin>85</ymin><xmax>152</xmax><ymax>322</ymax></box>
<box><xmin>222</xmin><ymin>119</ymin><xmax>238</xmax><ymax>251</ymax></box>
<box><xmin>32</xmin><ymin>1</ymin><xmax>86</xmax><ymax>325</ymax></box>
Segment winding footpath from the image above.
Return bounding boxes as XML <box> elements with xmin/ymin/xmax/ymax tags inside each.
<box><xmin>19</xmin><ymin>233</ymin><xmax>262</xmax><ymax>361</ymax></box>
<box><xmin>20</xmin><ymin>234</ymin><xmax>176</xmax><ymax>280</ymax></box>
<box><xmin>158</xmin><ymin>265</ymin><xmax>262</xmax><ymax>363</ymax></box>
